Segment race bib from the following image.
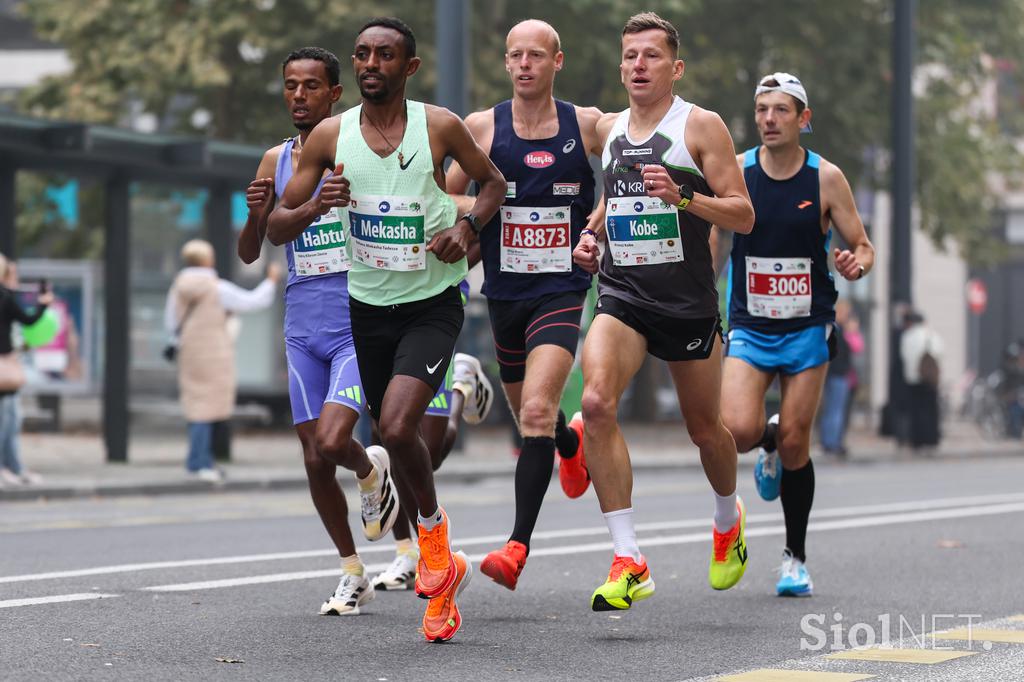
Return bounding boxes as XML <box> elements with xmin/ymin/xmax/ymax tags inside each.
<box><xmin>292</xmin><ymin>207</ymin><xmax>351</xmax><ymax>277</ymax></box>
<box><xmin>348</xmin><ymin>195</ymin><xmax>426</xmax><ymax>271</ymax></box>
<box><xmin>605</xmin><ymin>197</ymin><xmax>683</xmax><ymax>266</ymax></box>
<box><xmin>499</xmin><ymin>205</ymin><xmax>572</xmax><ymax>274</ymax></box>
<box><xmin>745</xmin><ymin>256</ymin><xmax>812</xmax><ymax>319</ymax></box>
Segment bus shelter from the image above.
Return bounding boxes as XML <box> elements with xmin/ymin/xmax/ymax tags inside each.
<box><xmin>0</xmin><ymin>111</ymin><xmax>263</xmax><ymax>462</ymax></box>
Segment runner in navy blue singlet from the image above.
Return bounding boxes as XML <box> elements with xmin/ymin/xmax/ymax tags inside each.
<box><xmin>446</xmin><ymin>19</ymin><xmax>605</xmax><ymax>591</ymax></box>
<box><xmin>714</xmin><ymin>72</ymin><xmax>875</xmax><ymax>597</ymax></box>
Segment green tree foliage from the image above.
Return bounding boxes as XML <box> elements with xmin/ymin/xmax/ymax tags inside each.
<box><xmin>16</xmin><ymin>0</ymin><xmax>1024</xmax><ymax>264</ymax></box>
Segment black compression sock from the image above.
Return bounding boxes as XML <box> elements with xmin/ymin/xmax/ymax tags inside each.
<box><xmin>509</xmin><ymin>436</ymin><xmax>556</xmax><ymax>547</ymax></box>
<box><xmin>781</xmin><ymin>459</ymin><xmax>815</xmax><ymax>563</ymax></box>
<box><xmin>554</xmin><ymin>410</ymin><xmax>579</xmax><ymax>459</ymax></box>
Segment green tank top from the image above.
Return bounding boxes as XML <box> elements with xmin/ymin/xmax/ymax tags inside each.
<box><xmin>337</xmin><ymin>100</ymin><xmax>465</xmax><ymax>306</ymax></box>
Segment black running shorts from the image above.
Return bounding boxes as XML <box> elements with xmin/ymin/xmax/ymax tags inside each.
<box><xmin>486</xmin><ymin>290</ymin><xmax>587</xmax><ymax>384</ymax></box>
<box><xmin>349</xmin><ymin>286</ymin><xmax>465</xmax><ymax>421</ymax></box>
<box><xmin>595</xmin><ymin>294</ymin><xmax>722</xmax><ymax>362</ymax></box>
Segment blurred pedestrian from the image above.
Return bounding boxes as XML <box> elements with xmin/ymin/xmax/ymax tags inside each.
<box><xmin>0</xmin><ymin>254</ymin><xmax>51</xmax><ymax>486</ymax></box>
<box><xmin>818</xmin><ymin>300</ymin><xmax>862</xmax><ymax>456</ymax></box>
<box><xmin>164</xmin><ymin>239</ymin><xmax>279</xmax><ymax>481</ymax></box>
<box><xmin>900</xmin><ymin>310</ymin><xmax>943</xmax><ymax>449</ymax></box>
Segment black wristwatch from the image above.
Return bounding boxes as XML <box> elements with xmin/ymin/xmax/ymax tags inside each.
<box><xmin>460</xmin><ymin>213</ymin><xmax>482</xmax><ymax>234</ymax></box>
<box><xmin>676</xmin><ymin>184</ymin><xmax>694</xmax><ymax>211</ymax></box>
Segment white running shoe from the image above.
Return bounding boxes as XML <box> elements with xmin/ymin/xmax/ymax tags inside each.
<box><xmin>776</xmin><ymin>549</ymin><xmax>814</xmax><ymax>597</ymax></box>
<box><xmin>190</xmin><ymin>468</ymin><xmax>224</xmax><ymax>484</ymax></box>
<box><xmin>0</xmin><ymin>468</ymin><xmax>24</xmax><ymax>486</ymax></box>
<box><xmin>371</xmin><ymin>551</ymin><xmax>418</xmax><ymax>591</ymax></box>
<box><xmin>452</xmin><ymin>353</ymin><xmax>494</xmax><ymax>425</ymax></box>
<box><xmin>359</xmin><ymin>446</ymin><xmax>400</xmax><ymax>541</ymax></box>
<box><xmin>319</xmin><ymin>572</ymin><xmax>375</xmax><ymax>615</ymax></box>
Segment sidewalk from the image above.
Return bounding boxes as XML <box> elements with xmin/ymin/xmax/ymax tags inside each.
<box><xmin>2</xmin><ymin>418</ymin><xmax>1021</xmax><ymax>502</ymax></box>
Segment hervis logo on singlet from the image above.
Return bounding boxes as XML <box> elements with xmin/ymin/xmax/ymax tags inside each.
<box><xmin>523</xmin><ymin>150</ymin><xmax>555</xmax><ymax>168</ymax></box>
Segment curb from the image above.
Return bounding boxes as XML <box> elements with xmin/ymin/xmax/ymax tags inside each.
<box><xmin>1</xmin><ymin>446</ymin><xmax>1020</xmax><ymax>503</ymax></box>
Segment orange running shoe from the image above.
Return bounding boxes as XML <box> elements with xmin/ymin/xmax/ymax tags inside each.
<box><xmin>422</xmin><ymin>550</ymin><xmax>472</xmax><ymax>643</ymax></box>
<box><xmin>480</xmin><ymin>540</ymin><xmax>528</xmax><ymax>590</ymax></box>
<box><xmin>559</xmin><ymin>411</ymin><xmax>590</xmax><ymax>499</ymax></box>
<box><xmin>415</xmin><ymin>508</ymin><xmax>456</xmax><ymax>599</ymax></box>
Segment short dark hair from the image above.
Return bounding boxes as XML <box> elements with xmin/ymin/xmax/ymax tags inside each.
<box><xmin>622</xmin><ymin>12</ymin><xmax>679</xmax><ymax>57</ymax></box>
<box><xmin>758</xmin><ymin>77</ymin><xmax>806</xmax><ymax>114</ymax></box>
<box><xmin>357</xmin><ymin>17</ymin><xmax>417</xmax><ymax>59</ymax></box>
<box><xmin>282</xmin><ymin>46</ymin><xmax>341</xmax><ymax>87</ymax></box>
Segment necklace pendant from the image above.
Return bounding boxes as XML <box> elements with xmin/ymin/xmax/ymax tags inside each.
<box><xmin>398</xmin><ymin>151</ymin><xmax>404</xmax><ymax>165</ymax></box>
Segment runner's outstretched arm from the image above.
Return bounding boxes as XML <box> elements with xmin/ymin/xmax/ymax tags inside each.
<box><xmin>266</xmin><ymin>119</ymin><xmax>343</xmax><ymax>245</ymax></box>
<box><xmin>427</xmin><ymin>109</ymin><xmax>506</xmax><ymax>263</ymax></box>
<box><xmin>641</xmin><ymin>109</ymin><xmax>754</xmax><ymax>234</ymax></box>
<box><xmin>821</xmin><ymin>161</ymin><xmax>875</xmax><ymax>280</ymax></box>
<box><xmin>238</xmin><ymin>148</ymin><xmax>280</xmax><ymax>263</ymax></box>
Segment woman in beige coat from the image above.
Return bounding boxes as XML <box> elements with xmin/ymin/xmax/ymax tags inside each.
<box><xmin>164</xmin><ymin>240</ymin><xmax>279</xmax><ymax>481</ymax></box>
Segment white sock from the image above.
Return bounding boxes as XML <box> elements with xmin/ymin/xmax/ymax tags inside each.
<box><xmin>714</xmin><ymin>491</ymin><xmax>738</xmax><ymax>533</ymax></box>
<box><xmin>604</xmin><ymin>508</ymin><xmax>640</xmax><ymax>562</ymax></box>
<box><xmin>417</xmin><ymin>507</ymin><xmax>444</xmax><ymax>531</ymax></box>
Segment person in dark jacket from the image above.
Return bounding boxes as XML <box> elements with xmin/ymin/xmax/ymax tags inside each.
<box><xmin>0</xmin><ymin>255</ymin><xmax>51</xmax><ymax>486</ymax></box>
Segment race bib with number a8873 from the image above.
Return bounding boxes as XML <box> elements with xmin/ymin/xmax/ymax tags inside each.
<box><xmin>500</xmin><ymin>205</ymin><xmax>572</xmax><ymax>274</ymax></box>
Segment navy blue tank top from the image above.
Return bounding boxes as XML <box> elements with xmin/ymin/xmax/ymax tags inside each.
<box><xmin>477</xmin><ymin>99</ymin><xmax>595</xmax><ymax>300</ymax></box>
<box><xmin>727</xmin><ymin>146</ymin><xmax>836</xmax><ymax>333</ymax></box>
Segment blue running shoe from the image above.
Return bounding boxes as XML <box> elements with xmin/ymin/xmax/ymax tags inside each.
<box><xmin>754</xmin><ymin>447</ymin><xmax>781</xmax><ymax>501</ymax></box>
<box><xmin>776</xmin><ymin>549</ymin><xmax>813</xmax><ymax>597</ymax></box>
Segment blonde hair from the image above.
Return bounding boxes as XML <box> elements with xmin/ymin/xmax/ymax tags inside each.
<box><xmin>181</xmin><ymin>239</ymin><xmax>215</xmax><ymax>267</ymax></box>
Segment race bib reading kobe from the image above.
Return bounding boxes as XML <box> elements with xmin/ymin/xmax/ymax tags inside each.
<box><xmin>605</xmin><ymin>197</ymin><xmax>683</xmax><ymax>266</ymax></box>
<box><xmin>348</xmin><ymin>195</ymin><xmax>427</xmax><ymax>271</ymax></box>
<box><xmin>745</xmin><ymin>256</ymin><xmax>813</xmax><ymax>319</ymax></box>
<box><xmin>500</xmin><ymin>205</ymin><xmax>572</xmax><ymax>274</ymax></box>
<box><xmin>292</xmin><ymin>207</ymin><xmax>351</xmax><ymax>277</ymax></box>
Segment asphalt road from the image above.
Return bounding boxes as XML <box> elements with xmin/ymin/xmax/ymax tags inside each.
<box><xmin>2</xmin><ymin>454</ymin><xmax>1024</xmax><ymax>681</ymax></box>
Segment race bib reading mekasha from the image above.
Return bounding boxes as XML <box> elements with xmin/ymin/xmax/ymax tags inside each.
<box><xmin>745</xmin><ymin>256</ymin><xmax>812</xmax><ymax>319</ymax></box>
<box><xmin>605</xmin><ymin>197</ymin><xmax>683</xmax><ymax>266</ymax></box>
<box><xmin>292</xmin><ymin>207</ymin><xmax>351</xmax><ymax>277</ymax></box>
<box><xmin>500</xmin><ymin>205</ymin><xmax>572</xmax><ymax>274</ymax></box>
<box><xmin>347</xmin><ymin>195</ymin><xmax>426</xmax><ymax>271</ymax></box>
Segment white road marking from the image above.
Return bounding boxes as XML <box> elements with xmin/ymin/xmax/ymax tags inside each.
<box><xmin>0</xmin><ymin>593</ymin><xmax>119</xmax><ymax>609</ymax></box>
<box><xmin>4</xmin><ymin>491</ymin><xmax>1024</xmax><ymax>586</ymax></box>
<box><xmin>141</xmin><ymin>500</ymin><xmax>1024</xmax><ymax>593</ymax></box>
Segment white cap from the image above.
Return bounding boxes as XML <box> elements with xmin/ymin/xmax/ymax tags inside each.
<box><xmin>755</xmin><ymin>72</ymin><xmax>812</xmax><ymax>133</ymax></box>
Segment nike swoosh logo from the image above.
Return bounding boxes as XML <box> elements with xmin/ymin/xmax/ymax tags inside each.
<box><xmin>426</xmin><ymin>358</ymin><xmax>444</xmax><ymax>375</ymax></box>
<box><xmin>398</xmin><ymin>151</ymin><xmax>418</xmax><ymax>170</ymax></box>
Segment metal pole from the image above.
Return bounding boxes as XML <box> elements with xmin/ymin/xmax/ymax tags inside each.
<box><xmin>435</xmin><ymin>0</ymin><xmax>470</xmax><ymax>117</ymax></box>
<box><xmin>0</xmin><ymin>164</ymin><xmax>14</xmax><ymax>258</ymax></box>
<box><xmin>885</xmin><ymin>0</ymin><xmax>915</xmax><ymax>438</ymax></box>
<box><xmin>103</xmin><ymin>174</ymin><xmax>131</xmax><ymax>462</ymax></box>
<box><xmin>891</xmin><ymin>0</ymin><xmax>915</xmax><ymax>306</ymax></box>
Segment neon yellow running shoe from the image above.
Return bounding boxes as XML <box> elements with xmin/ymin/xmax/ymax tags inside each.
<box><xmin>591</xmin><ymin>555</ymin><xmax>655</xmax><ymax>611</ymax></box>
<box><xmin>709</xmin><ymin>496</ymin><xmax>748</xmax><ymax>590</ymax></box>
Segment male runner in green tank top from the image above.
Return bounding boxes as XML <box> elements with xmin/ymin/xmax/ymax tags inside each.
<box><xmin>573</xmin><ymin>12</ymin><xmax>755</xmax><ymax>611</ymax></box>
<box><xmin>267</xmin><ymin>17</ymin><xmax>506</xmax><ymax>642</ymax></box>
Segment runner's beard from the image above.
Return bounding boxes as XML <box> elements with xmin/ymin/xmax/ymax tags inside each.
<box><xmin>359</xmin><ymin>82</ymin><xmax>392</xmax><ymax>102</ymax></box>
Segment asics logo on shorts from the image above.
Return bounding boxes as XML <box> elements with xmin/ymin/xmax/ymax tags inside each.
<box><xmin>686</xmin><ymin>338</ymin><xmax>702</xmax><ymax>351</ymax></box>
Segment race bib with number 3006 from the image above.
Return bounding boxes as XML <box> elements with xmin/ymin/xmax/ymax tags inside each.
<box><xmin>745</xmin><ymin>256</ymin><xmax>813</xmax><ymax>319</ymax></box>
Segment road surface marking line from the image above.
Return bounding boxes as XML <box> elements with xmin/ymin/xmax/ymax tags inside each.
<box><xmin>6</xmin><ymin>496</ymin><xmax>1024</xmax><ymax>586</ymax></box>
<box><xmin>0</xmin><ymin>593</ymin><xmax>119</xmax><ymax>609</ymax></box>
<box><xmin>139</xmin><ymin>501</ymin><xmax>1024</xmax><ymax>593</ymax></box>
<box><xmin>825</xmin><ymin>648</ymin><xmax>977</xmax><ymax>663</ymax></box>
<box><xmin>1008</xmin><ymin>615</ymin><xmax>1024</xmax><ymax>622</ymax></box>
<box><xmin>718</xmin><ymin>670</ymin><xmax>875</xmax><ymax>681</ymax></box>
<box><xmin>142</xmin><ymin>563</ymin><xmax>389</xmax><ymax>592</ymax></box>
<box><xmin>932</xmin><ymin>628</ymin><xmax>1024</xmax><ymax>644</ymax></box>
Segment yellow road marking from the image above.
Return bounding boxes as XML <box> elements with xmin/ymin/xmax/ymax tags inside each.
<box><xmin>719</xmin><ymin>670</ymin><xmax>875</xmax><ymax>682</ymax></box>
<box><xmin>933</xmin><ymin>628</ymin><xmax>1024</xmax><ymax>644</ymax></box>
<box><xmin>1008</xmin><ymin>615</ymin><xmax>1024</xmax><ymax>622</ymax></box>
<box><xmin>826</xmin><ymin>648</ymin><xmax>976</xmax><ymax>664</ymax></box>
